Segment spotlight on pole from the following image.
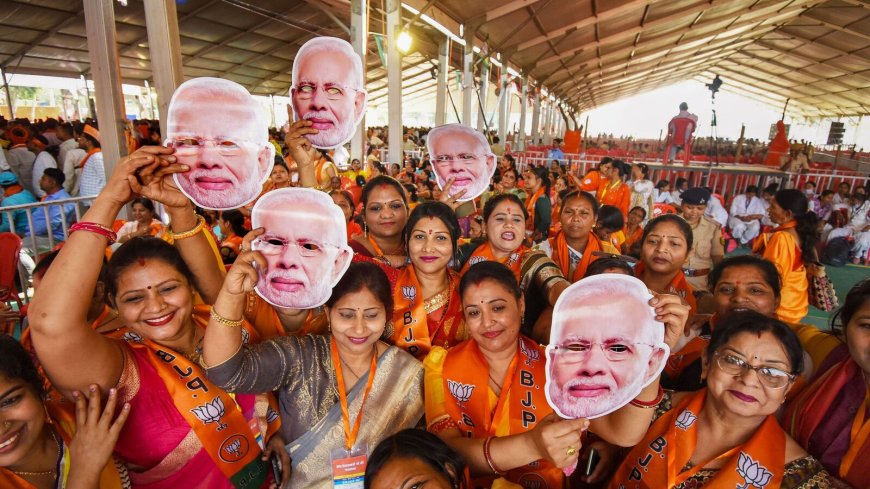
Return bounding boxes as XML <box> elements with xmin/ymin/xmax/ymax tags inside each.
<box><xmin>397</xmin><ymin>31</ymin><xmax>412</xmax><ymax>53</ymax></box>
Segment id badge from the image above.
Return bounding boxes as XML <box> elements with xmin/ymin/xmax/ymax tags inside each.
<box><xmin>331</xmin><ymin>444</ymin><xmax>367</xmax><ymax>489</ymax></box>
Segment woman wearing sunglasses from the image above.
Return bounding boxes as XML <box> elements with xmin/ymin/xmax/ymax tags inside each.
<box><xmin>608</xmin><ymin>311</ymin><xmax>832</xmax><ymax>488</ymax></box>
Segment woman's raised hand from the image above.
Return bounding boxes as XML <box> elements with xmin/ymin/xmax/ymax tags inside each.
<box><xmin>649</xmin><ymin>292</ymin><xmax>691</xmax><ymax>351</ymax></box>
<box><xmin>529</xmin><ymin>413</ymin><xmax>589</xmax><ymax>469</ymax></box>
<box><xmin>67</xmin><ymin>385</ymin><xmax>131</xmax><ymax>488</ymax></box>
<box><xmin>438</xmin><ymin>178</ymin><xmax>468</xmax><ymax>211</ymax></box>
<box><xmin>284</xmin><ymin>117</ymin><xmax>320</xmax><ymax>168</ymax></box>
<box><xmin>128</xmin><ymin>147</ymin><xmax>192</xmax><ymax>209</ymax></box>
<box><xmin>102</xmin><ymin>146</ymin><xmax>181</xmax><ymax>207</ymax></box>
<box><xmin>222</xmin><ymin>228</ymin><xmax>268</xmax><ymax>296</ymax></box>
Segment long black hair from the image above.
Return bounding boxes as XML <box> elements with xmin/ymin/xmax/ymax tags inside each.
<box><xmin>527</xmin><ymin>166</ymin><xmax>551</xmax><ymax>197</ymax></box>
<box><xmin>773</xmin><ymin>189</ymin><xmax>819</xmax><ymax>263</ymax></box>
<box><xmin>0</xmin><ymin>335</ymin><xmax>45</xmax><ymax>398</ymax></box>
<box><xmin>365</xmin><ymin>429</ymin><xmax>468</xmax><ymax>489</ymax></box>
<box><xmin>831</xmin><ymin>278</ymin><xmax>870</xmax><ymax>339</ymax></box>
<box><xmin>106</xmin><ymin>237</ymin><xmax>196</xmax><ymax>304</ymax></box>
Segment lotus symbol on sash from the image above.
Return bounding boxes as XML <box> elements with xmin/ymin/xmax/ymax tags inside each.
<box><xmin>469</xmin><ymin>256</ymin><xmax>486</xmax><ymax>266</ymax></box>
<box><xmin>402</xmin><ymin>285</ymin><xmax>417</xmax><ymax>303</ymax></box>
<box><xmin>191</xmin><ymin>397</ymin><xmax>228</xmax><ymax>431</ymax></box>
<box><xmin>520</xmin><ymin>340</ymin><xmax>539</xmax><ymax>365</ymax></box>
<box><xmin>241</xmin><ymin>328</ymin><xmax>250</xmax><ymax>344</ymax></box>
<box><xmin>224</xmin><ymin>438</ymin><xmax>242</xmax><ymax>458</ymax></box>
<box><xmin>123</xmin><ymin>332</ymin><xmax>143</xmax><ymax>343</ymax></box>
<box><xmin>508</xmin><ymin>252</ymin><xmax>520</xmax><ymax>265</ymax></box>
<box><xmin>447</xmin><ymin>380</ymin><xmax>474</xmax><ymax>407</ymax></box>
<box><xmin>675</xmin><ymin>409</ymin><xmax>697</xmax><ymax>430</ymax></box>
<box><xmin>266</xmin><ymin>406</ymin><xmax>279</xmax><ymax>424</ymax></box>
<box><xmin>736</xmin><ymin>452</ymin><xmax>773</xmax><ymax>488</ymax></box>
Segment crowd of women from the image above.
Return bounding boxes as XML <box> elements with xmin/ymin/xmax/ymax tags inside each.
<box><xmin>0</xmin><ymin>120</ymin><xmax>867</xmax><ymax>489</ymax></box>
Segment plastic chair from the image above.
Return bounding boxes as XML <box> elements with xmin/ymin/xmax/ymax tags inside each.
<box><xmin>0</xmin><ymin>232</ymin><xmax>24</xmax><ymax>334</ymax></box>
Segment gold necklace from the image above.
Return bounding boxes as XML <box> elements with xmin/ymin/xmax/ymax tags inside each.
<box><xmin>12</xmin><ymin>430</ymin><xmax>60</xmax><ymax>477</ymax></box>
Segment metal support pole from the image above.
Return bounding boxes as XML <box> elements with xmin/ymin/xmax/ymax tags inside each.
<box><xmin>498</xmin><ymin>74</ymin><xmax>510</xmax><ymax>143</ymax></box>
<box><xmin>531</xmin><ymin>89</ymin><xmax>541</xmax><ymax>145</ymax></box>
<box><xmin>386</xmin><ymin>0</ymin><xmax>402</xmax><ymax>165</ymax></box>
<box><xmin>517</xmin><ymin>76</ymin><xmax>527</xmax><ymax>151</ymax></box>
<box><xmin>435</xmin><ymin>37</ymin><xmax>448</xmax><ymax>126</ymax></box>
<box><xmin>144</xmin><ymin>0</ymin><xmax>184</xmax><ymax>139</ymax></box>
<box><xmin>476</xmin><ymin>61</ymin><xmax>489</xmax><ymax>132</ymax></box>
<box><xmin>462</xmin><ymin>28</ymin><xmax>474</xmax><ymax>126</ymax></box>
<box><xmin>83</xmin><ymin>0</ymin><xmax>127</xmax><ymax>178</ymax></box>
<box><xmin>0</xmin><ymin>68</ymin><xmax>12</xmax><ymax>119</ymax></box>
<box><xmin>350</xmin><ymin>0</ymin><xmax>368</xmax><ymax>162</ymax></box>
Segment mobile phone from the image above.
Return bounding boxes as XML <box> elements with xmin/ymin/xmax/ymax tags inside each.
<box><xmin>270</xmin><ymin>453</ymin><xmax>283</xmax><ymax>484</ymax></box>
<box><xmin>584</xmin><ymin>447</ymin><xmax>600</xmax><ymax>477</ymax></box>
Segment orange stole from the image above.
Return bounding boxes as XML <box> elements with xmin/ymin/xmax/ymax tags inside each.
<box><xmin>599</xmin><ymin>181</ymin><xmax>630</xmax><ymax>216</ymax></box>
<box><xmin>460</xmin><ymin>242</ymin><xmax>527</xmax><ymax>283</ymax></box>
<box><xmin>77</xmin><ymin>148</ymin><xmax>101</xmax><ymax>169</ymax></box>
<box><xmin>609</xmin><ymin>389</ymin><xmax>785</xmax><ymax>489</ymax></box>
<box><xmin>625</xmin><ymin>225</ymin><xmax>643</xmax><ymax>249</ymax></box>
<box><xmin>525</xmin><ymin>187</ymin><xmax>546</xmax><ymax>232</ymax></box>
<box><xmin>442</xmin><ymin>337</ymin><xmax>562</xmax><ymax>488</ymax></box>
<box><xmin>635</xmin><ymin>261</ymin><xmax>697</xmax><ymax>313</ymax></box>
<box><xmin>784</xmin><ymin>357</ymin><xmax>870</xmax><ymax>486</ymax></box>
<box><xmin>391</xmin><ymin>267</ymin><xmax>464</xmax><ymax>359</ymax></box>
<box><xmin>549</xmin><ymin>231</ymin><xmax>605</xmax><ymax>282</ymax></box>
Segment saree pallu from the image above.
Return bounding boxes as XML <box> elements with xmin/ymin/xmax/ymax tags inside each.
<box><xmin>441</xmin><ymin>337</ymin><xmax>563</xmax><ymax>488</ymax></box>
<box><xmin>784</xmin><ymin>356</ymin><xmax>870</xmax><ymax>488</ymax></box>
<box><xmin>390</xmin><ymin>266</ymin><xmax>466</xmax><ymax>358</ymax></box>
<box><xmin>609</xmin><ymin>389</ymin><xmax>786</xmax><ymax>489</ymax></box>
<box><xmin>754</xmin><ymin>221</ymin><xmax>808</xmax><ymax>325</ymax></box>
<box><xmin>286</xmin><ymin>346</ymin><xmax>424</xmax><ymax>488</ymax></box>
<box><xmin>460</xmin><ymin>242</ymin><xmax>527</xmax><ymax>283</ymax></box>
<box><xmin>549</xmin><ymin>231</ymin><xmax>613</xmax><ymax>282</ymax></box>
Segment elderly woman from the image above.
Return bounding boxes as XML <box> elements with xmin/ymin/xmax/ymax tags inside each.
<box><xmin>608</xmin><ymin>311</ymin><xmax>832</xmax><ymax>488</ymax></box>
<box><xmin>426</xmin><ymin>262</ymin><xmax>690</xmax><ymax>488</ymax></box>
<box><xmin>204</xmin><ymin>260</ymin><xmax>423</xmax><ymax>488</ymax></box>
<box><xmin>785</xmin><ymin>278</ymin><xmax>870</xmax><ymax>488</ymax></box>
<box><xmin>459</xmin><ymin>193</ymin><xmax>569</xmax><ymax>338</ymax></box>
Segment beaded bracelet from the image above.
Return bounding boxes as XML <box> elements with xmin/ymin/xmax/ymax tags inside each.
<box><xmin>629</xmin><ymin>384</ymin><xmax>664</xmax><ymax>408</ymax></box>
<box><xmin>483</xmin><ymin>436</ymin><xmax>506</xmax><ymax>475</ymax></box>
<box><xmin>209</xmin><ymin>306</ymin><xmax>244</xmax><ymax>328</ymax></box>
<box><xmin>169</xmin><ymin>215</ymin><xmax>206</xmax><ymax>241</ymax></box>
<box><xmin>69</xmin><ymin>222</ymin><xmax>118</xmax><ymax>244</ymax></box>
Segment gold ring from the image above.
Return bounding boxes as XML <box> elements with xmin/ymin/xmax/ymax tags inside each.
<box><xmin>566</xmin><ymin>447</ymin><xmax>577</xmax><ymax>457</ymax></box>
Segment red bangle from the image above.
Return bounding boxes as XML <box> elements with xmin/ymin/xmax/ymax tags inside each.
<box><xmin>70</xmin><ymin>222</ymin><xmax>117</xmax><ymax>244</ymax></box>
<box><xmin>629</xmin><ymin>384</ymin><xmax>664</xmax><ymax>408</ymax></box>
<box><xmin>483</xmin><ymin>436</ymin><xmax>506</xmax><ymax>475</ymax></box>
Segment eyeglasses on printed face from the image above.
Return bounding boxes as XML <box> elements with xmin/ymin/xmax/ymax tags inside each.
<box><xmin>714</xmin><ymin>351</ymin><xmax>795</xmax><ymax>388</ymax></box>
<box><xmin>433</xmin><ymin>154</ymin><xmax>485</xmax><ymax>165</ymax></box>
<box><xmin>254</xmin><ymin>235</ymin><xmax>337</xmax><ymax>257</ymax></box>
<box><xmin>550</xmin><ymin>341</ymin><xmax>655</xmax><ymax>363</ymax></box>
<box><xmin>293</xmin><ymin>82</ymin><xmax>361</xmax><ymax>101</ymax></box>
<box><xmin>167</xmin><ymin>137</ymin><xmax>247</xmax><ymax>156</ymax></box>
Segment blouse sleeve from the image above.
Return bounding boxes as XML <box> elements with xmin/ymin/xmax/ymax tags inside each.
<box><xmin>423</xmin><ymin>347</ymin><xmax>452</xmax><ymax>432</ymax></box>
<box><xmin>206</xmin><ymin>335</ymin><xmax>307</xmax><ymax>394</ymax></box>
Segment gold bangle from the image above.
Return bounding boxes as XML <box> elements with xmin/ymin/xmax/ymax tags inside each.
<box><xmin>169</xmin><ymin>215</ymin><xmax>206</xmax><ymax>240</ymax></box>
<box><xmin>209</xmin><ymin>306</ymin><xmax>244</xmax><ymax>328</ymax></box>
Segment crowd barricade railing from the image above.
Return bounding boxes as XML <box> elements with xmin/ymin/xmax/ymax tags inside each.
<box><xmin>380</xmin><ymin>148</ymin><xmax>425</xmax><ymax>163</ymax></box>
<box><xmin>0</xmin><ymin>195</ymin><xmax>96</xmax><ymax>301</ymax></box>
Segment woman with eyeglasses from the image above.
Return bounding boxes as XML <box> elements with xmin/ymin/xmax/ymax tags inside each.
<box><xmin>427</xmin><ymin>262</ymin><xmax>689</xmax><ymax>488</ymax></box>
<box><xmin>784</xmin><ymin>278</ymin><xmax>870</xmax><ymax>488</ymax></box>
<box><xmin>608</xmin><ymin>311</ymin><xmax>832</xmax><ymax>488</ymax></box>
<box><xmin>535</xmin><ymin>191</ymin><xmax>618</xmax><ymax>283</ymax></box>
<box><xmin>459</xmin><ymin>193</ymin><xmax>569</xmax><ymax>340</ymax></box>
<box><xmin>360</xmin><ymin>202</ymin><xmax>467</xmax><ymax>359</ymax></box>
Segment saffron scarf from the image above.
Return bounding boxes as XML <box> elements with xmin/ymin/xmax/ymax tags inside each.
<box><xmin>460</xmin><ymin>242</ymin><xmax>527</xmax><ymax>284</ymax></box>
<box><xmin>609</xmin><ymin>389</ymin><xmax>785</xmax><ymax>489</ymax></box>
<box><xmin>525</xmin><ymin>187</ymin><xmax>546</xmax><ymax>232</ymax></box>
<box><xmin>442</xmin><ymin>337</ymin><xmax>562</xmax><ymax>488</ymax></box>
<box><xmin>391</xmin><ymin>266</ymin><xmax>465</xmax><ymax>359</ymax></box>
<box><xmin>635</xmin><ymin>261</ymin><xmax>697</xmax><ymax>313</ymax></box>
<box><xmin>77</xmin><ymin>148</ymin><xmax>101</xmax><ymax>170</ymax></box>
<box><xmin>549</xmin><ymin>231</ymin><xmax>605</xmax><ymax>282</ymax></box>
<box><xmin>784</xmin><ymin>357</ymin><xmax>870</xmax><ymax>486</ymax></box>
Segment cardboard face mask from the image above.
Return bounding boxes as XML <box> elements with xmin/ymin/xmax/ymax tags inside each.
<box><xmin>545</xmin><ymin>274</ymin><xmax>669</xmax><ymax>419</ymax></box>
<box><xmin>428</xmin><ymin>124</ymin><xmax>497</xmax><ymax>202</ymax></box>
<box><xmin>167</xmin><ymin>78</ymin><xmax>274</xmax><ymax>210</ymax></box>
<box><xmin>251</xmin><ymin>188</ymin><xmax>353</xmax><ymax>309</ymax></box>
<box><xmin>290</xmin><ymin>37</ymin><xmax>367</xmax><ymax>149</ymax></box>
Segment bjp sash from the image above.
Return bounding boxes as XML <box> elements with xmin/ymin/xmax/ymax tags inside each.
<box><xmin>609</xmin><ymin>389</ymin><xmax>785</xmax><ymax>489</ymax></box>
<box><xmin>785</xmin><ymin>357</ymin><xmax>870</xmax><ymax>486</ymax></box>
<box><xmin>525</xmin><ymin>187</ymin><xmax>546</xmax><ymax>232</ymax></box>
<box><xmin>634</xmin><ymin>261</ymin><xmax>697</xmax><ymax>314</ymax></box>
<box><xmin>549</xmin><ymin>231</ymin><xmax>605</xmax><ymax>282</ymax></box>
<box><xmin>461</xmin><ymin>242</ymin><xmax>527</xmax><ymax>284</ymax></box>
<box><xmin>442</xmin><ymin>337</ymin><xmax>562</xmax><ymax>488</ymax></box>
<box><xmin>391</xmin><ymin>266</ymin><xmax>464</xmax><ymax>359</ymax></box>
<box><xmin>625</xmin><ymin>225</ymin><xmax>643</xmax><ymax>249</ymax></box>
<box><xmin>77</xmin><ymin>148</ymin><xmax>101</xmax><ymax>170</ymax></box>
